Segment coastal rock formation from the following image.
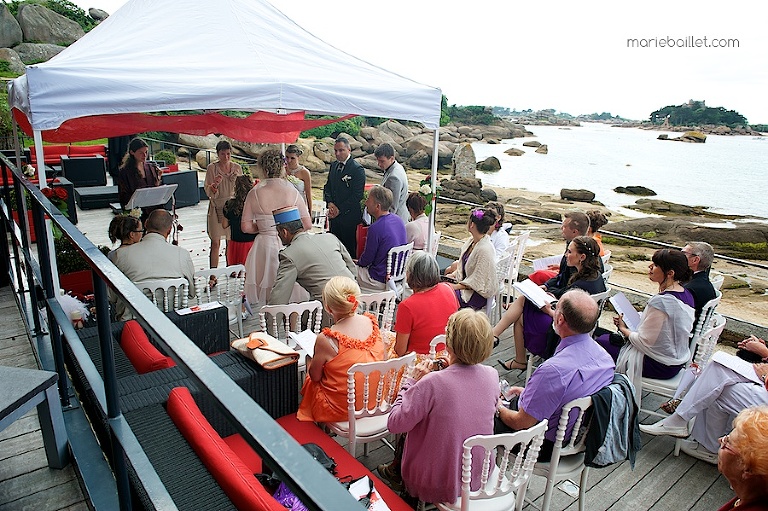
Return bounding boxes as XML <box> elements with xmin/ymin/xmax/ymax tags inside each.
<box><xmin>440</xmin><ymin>176</ymin><xmax>484</xmax><ymax>204</ymax></box>
<box><xmin>480</xmin><ymin>189</ymin><xmax>498</xmax><ymax>202</ymax></box>
<box><xmin>658</xmin><ymin>131</ymin><xmax>707</xmax><ymax>143</ymax></box>
<box><xmin>13</xmin><ymin>42</ymin><xmax>64</xmax><ymax>64</ymax></box>
<box><xmin>628</xmin><ymin>199</ymin><xmax>707</xmax><ymax>215</ymax></box>
<box><xmin>0</xmin><ymin>48</ymin><xmax>25</xmax><ymax>75</ymax></box>
<box><xmin>17</xmin><ymin>4</ymin><xmax>84</xmax><ymax>45</ymax></box>
<box><xmin>504</xmin><ymin>148</ymin><xmax>525</xmax><ymax>156</ymax></box>
<box><xmin>0</xmin><ymin>5</ymin><xmax>22</xmax><ymax>48</ymax></box>
<box><xmin>522</xmin><ymin>140</ymin><xmax>541</xmax><ymax>147</ymax></box>
<box><xmin>477</xmin><ymin>157</ymin><xmax>501</xmax><ymax>172</ymax></box>
<box><xmin>560</xmin><ymin>189</ymin><xmax>595</xmax><ymax>202</ymax></box>
<box><xmin>452</xmin><ymin>143</ymin><xmax>476</xmax><ymax>179</ymax></box>
<box><xmin>614</xmin><ymin>185</ymin><xmax>657</xmax><ymax>196</ymax></box>
<box><xmin>88</xmin><ymin>8</ymin><xmax>109</xmax><ymax>22</ymax></box>
<box><xmin>535</xmin><ymin>144</ymin><xmax>548</xmax><ymax>154</ymax></box>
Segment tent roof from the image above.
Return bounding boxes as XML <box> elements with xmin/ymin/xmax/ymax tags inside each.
<box><xmin>8</xmin><ymin>0</ymin><xmax>441</xmax><ymax>138</ymax></box>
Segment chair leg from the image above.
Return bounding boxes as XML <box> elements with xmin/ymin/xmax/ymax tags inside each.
<box><xmin>674</xmin><ymin>438</ymin><xmax>682</xmax><ymax>456</ymax></box>
<box><xmin>363</xmin><ymin>441</ymin><xmax>369</xmax><ymax>456</ymax></box>
<box><xmin>525</xmin><ymin>353</ymin><xmax>534</xmax><ymax>384</ymax></box>
<box><xmin>578</xmin><ymin>467</ymin><xmax>589</xmax><ymax>511</ymax></box>
<box><xmin>347</xmin><ymin>438</ymin><xmax>356</xmax><ymax>457</ymax></box>
<box><xmin>541</xmin><ymin>473</ymin><xmax>557</xmax><ymax>511</ymax></box>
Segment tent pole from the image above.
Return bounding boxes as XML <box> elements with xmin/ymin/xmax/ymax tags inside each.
<box><xmin>32</xmin><ymin>130</ymin><xmax>46</xmax><ymax>188</ymax></box>
<box><xmin>11</xmin><ymin>116</ymin><xmax>24</xmax><ymax>168</ymax></box>
<box><xmin>426</xmin><ymin>128</ymin><xmax>439</xmax><ymax>254</ymax></box>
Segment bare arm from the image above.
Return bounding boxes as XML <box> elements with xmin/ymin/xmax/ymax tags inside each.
<box><xmin>394</xmin><ymin>332</ymin><xmax>410</xmax><ymax>357</ymax></box>
<box><xmin>497</xmin><ymin>404</ymin><xmax>538</xmax><ymax>432</ymax></box>
<box><xmin>307</xmin><ymin>333</ymin><xmax>335</xmax><ymax>382</ymax></box>
<box><xmin>299</xmin><ymin>167</ymin><xmax>312</xmax><ymax>209</ymax></box>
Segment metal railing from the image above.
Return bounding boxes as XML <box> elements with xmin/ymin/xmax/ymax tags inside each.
<box><xmin>0</xmin><ymin>154</ymin><xmax>361</xmax><ymax>511</ymax></box>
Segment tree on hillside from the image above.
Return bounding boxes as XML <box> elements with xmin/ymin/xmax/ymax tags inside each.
<box><xmin>650</xmin><ymin>102</ymin><xmax>747</xmax><ymax>127</ymax></box>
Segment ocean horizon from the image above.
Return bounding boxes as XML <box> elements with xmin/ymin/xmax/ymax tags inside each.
<box><xmin>472</xmin><ymin>122</ymin><xmax>768</xmax><ymax>220</ymax></box>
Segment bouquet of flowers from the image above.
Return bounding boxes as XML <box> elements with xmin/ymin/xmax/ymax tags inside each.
<box><xmin>41</xmin><ymin>186</ymin><xmax>69</xmax><ymax>215</ymax></box>
<box><xmin>418</xmin><ymin>175</ymin><xmax>441</xmax><ymax>216</ymax></box>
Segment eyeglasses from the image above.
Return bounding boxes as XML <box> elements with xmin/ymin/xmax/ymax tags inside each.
<box><xmin>681</xmin><ymin>250</ymin><xmax>699</xmax><ymax>258</ymax></box>
<box><xmin>719</xmin><ymin>434</ymin><xmax>739</xmax><ymax>455</ymax></box>
<box><xmin>132</xmin><ymin>230</ymin><xmax>145</xmax><ymax>234</ymax></box>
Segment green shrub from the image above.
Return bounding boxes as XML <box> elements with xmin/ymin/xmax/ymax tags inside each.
<box><xmin>154</xmin><ymin>149</ymin><xmax>176</xmax><ymax>165</ymax></box>
<box><xmin>44</xmin><ymin>0</ymin><xmax>96</xmax><ymax>32</ymax></box>
<box><xmin>300</xmin><ymin>117</ymin><xmax>362</xmax><ymax>139</ymax></box>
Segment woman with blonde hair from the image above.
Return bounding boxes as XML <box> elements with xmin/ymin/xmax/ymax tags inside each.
<box><xmin>297</xmin><ymin>276</ymin><xmax>385</xmax><ymax>423</ymax></box>
<box><xmin>716</xmin><ymin>406</ymin><xmax>768</xmax><ymax>510</ymax></box>
<box><xmin>204</xmin><ymin>140</ymin><xmax>243</xmax><ymax>268</ymax></box>
<box><xmin>382</xmin><ymin>309</ymin><xmax>499</xmax><ymax>504</ymax></box>
<box><xmin>241</xmin><ymin>149</ymin><xmax>311</xmax><ymax>306</ymax></box>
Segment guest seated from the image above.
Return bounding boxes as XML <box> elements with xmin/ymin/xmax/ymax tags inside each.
<box><xmin>444</xmin><ymin>206</ymin><xmax>498</xmax><ymax>310</ymax></box>
<box><xmin>107</xmin><ymin>214</ymin><xmax>143</xmax><ymax>262</ymax></box>
<box><xmin>497</xmin><ymin>236</ymin><xmax>606</xmax><ymax>371</ymax></box>
<box><xmin>296</xmin><ymin>276</ymin><xmax>385</xmax><ymax>423</ymax></box>
<box><xmin>404</xmin><ymin>192</ymin><xmax>430</xmax><ymax>251</ymax></box>
<box><xmin>392</xmin><ymin>252</ymin><xmax>459</xmax><ymax>357</ymax></box>
<box><xmin>600</xmin><ymin>249</ymin><xmax>694</xmax><ymax>393</ymax></box>
<box><xmin>487</xmin><ymin>201</ymin><xmax>511</xmax><ymax>260</ymax></box>
<box><xmin>586</xmin><ymin>209</ymin><xmax>608</xmax><ymax>257</ymax></box>
<box><xmin>528</xmin><ymin>211</ymin><xmax>590</xmax><ymax>288</ymax></box>
<box><xmin>715</xmin><ymin>406</ymin><xmax>768</xmax><ymax>511</ymax></box>
<box><xmin>356</xmin><ymin>185</ymin><xmax>407</xmax><ymax>293</ymax></box>
<box><xmin>640</xmin><ymin>353</ymin><xmax>768</xmax><ymax>464</ymax></box>
<box><xmin>383</xmin><ymin>309</ymin><xmax>499</xmax><ymax>505</ymax></box>
<box><xmin>682</xmin><ymin>241</ymin><xmax>717</xmax><ymax>325</ymax></box>
<box><xmin>495</xmin><ymin>289</ymin><xmax>615</xmax><ymax>460</ymax></box>
<box><xmin>737</xmin><ymin>335</ymin><xmax>768</xmax><ymax>363</ymax></box>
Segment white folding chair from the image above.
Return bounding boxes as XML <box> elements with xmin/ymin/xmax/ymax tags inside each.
<box><xmin>434</xmin><ymin>421</ymin><xmax>548</xmax><ymax>511</ymax></box>
<box><xmin>639</xmin><ymin>313</ymin><xmax>726</xmax><ymax>418</ymax></box>
<box><xmin>428</xmin><ymin>334</ymin><xmax>446</xmax><ymax>360</ymax></box>
<box><xmin>259</xmin><ymin>300</ymin><xmax>323</xmax><ymax>379</ymax></box>
<box><xmin>690</xmin><ymin>291</ymin><xmax>722</xmax><ymax>348</ymax></box>
<box><xmin>386</xmin><ymin>242</ymin><xmax>414</xmax><ymax>300</ymax></box>
<box><xmin>601</xmin><ymin>250</ymin><xmax>611</xmax><ymax>265</ymax></box>
<box><xmin>312</xmin><ymin>199</ymin><xmax>328</xmax><ymax>233</ymax></box>
<box><xmin>325</xmin><ymin>352</ymin><xmax>416</xmax><ymax>456</ymax></box>
<box><xmin>137</xmin><ymin>278</ymin><xmax>188</xmax><ymax>312</ymax></box>
<box><xmin>485</xmin><ymin>251</ymin><xmax>514</xmax><ymax>324</ymax></box>
<box><xmin>358</xmin><ymin>290</ymin><xmax>397</xmax><ymax>331</ymax></box>
<box><xmin>430</xmin><ymin>230</ymin><xmax>442</xmax><ymax>257</ymax></box>
<box><xmin>194</xmin><ymin>264</ymin><xmax>246</xmax><ymax>337</ymax></box>
<box><xmin>528</xmin><ymin>396</ymin><xmax>592</xmax><ymax>511</ymax></box>
<box><xmin>709</xmin><ymin>272</ymin><xmax>724</xmax><ymax>291</ymax></box>
<box><xmin>500</xmin><ymin>231</ymin><xmax>529</xmax><ymax>304</ymax></box>
<box><xmin>602</xmin><ymin>263</ymin><xmax>613</xmax><ymax>284</ymax></box>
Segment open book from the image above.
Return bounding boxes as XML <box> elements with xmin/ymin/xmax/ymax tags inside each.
<box><xmin>711</xmin><ymin>351</ymin><xmax>762</xmax><ymax>384</ymax></box>
<box><xmin>513</xmin><ymin>279</ymin><xmax>556</xmax><ymax>308</ymax></box>
<box><xmin>287</xmin><ymin>329</ymin><xmax>318</xmax><ymax>358</ymax></box>
<box><xmin>532</xmin><ymin>254</ymin><xmax>562</xmax><ymax>271</ymax></box>
<box><xmin>609</xmin><ymin>292</ymin><xmax>642</xmax><ymax>331</ymax></box>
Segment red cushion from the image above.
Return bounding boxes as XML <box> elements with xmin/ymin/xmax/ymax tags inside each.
<box><xmin>276</xmin><ymin>415</ymin><xmax>412</xmax><ymax>511</ymax></box>
<box><xmin>167</xmin><ymin>387</ymin><xmax>284</xmax><ymax>511</ymax></box>
<box><xmin>69</xmin><ymin>145</ymin><xmax>107</xmax><ymax>157</ymax></box>
<box><xmin>223</xmin><ymin>434</ymin><xmax>262</xmax><ymax>474</ymax></box>
<box><xmin>29</xmin><ymin>145</ymin><xmax>69</xmax><ymax>164</ymax></box>
<box><xmin>119</xmin><ymin>320</ymin><xmax>175</xmax><ymax>374</ymax></box>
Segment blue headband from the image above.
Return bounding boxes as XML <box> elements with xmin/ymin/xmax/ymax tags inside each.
<box><xmin>273</xmin><ymin>207</ymin><xmax>301</xmax><ymax>225</ymax></box>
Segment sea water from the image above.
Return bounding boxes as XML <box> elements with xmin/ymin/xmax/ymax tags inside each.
<box><xmin>472</xmin><ymin>122</ymin><xmax>768</xmax><ymax>220</ymax></box>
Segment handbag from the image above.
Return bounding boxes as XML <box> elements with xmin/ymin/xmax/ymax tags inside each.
<box><xmin>231</xmin><ymin>332</ymin><xmax>298</xmax><ymax>369</ymax></box>
<box><xmin>302</xmin><ymin>442</ymin><xmax>336</xmax><ymax>474</ymax></box>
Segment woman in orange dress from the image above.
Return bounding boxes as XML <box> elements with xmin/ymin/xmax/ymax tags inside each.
<box><xmin>297</xmin><ymin>276</ymin><xmax>385</xmax><ymax>423</ymax></box>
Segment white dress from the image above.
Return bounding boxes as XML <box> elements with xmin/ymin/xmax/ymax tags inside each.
<box><xmin>241</xmin><ymin>179</ymin><xmax>311</xmax><ymax>306</ymax></box>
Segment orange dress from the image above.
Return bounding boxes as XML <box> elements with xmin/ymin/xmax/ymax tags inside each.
<box><xmin>297</xmin><ymin>313</ymin><xmax>385</xmax><ymax>422</ymax></box>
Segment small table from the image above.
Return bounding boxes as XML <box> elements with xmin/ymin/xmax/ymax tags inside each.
<box><xmin>0</xmin><ymin>366</ymin><xmax>69</xmax><ymax>468</ymax></box>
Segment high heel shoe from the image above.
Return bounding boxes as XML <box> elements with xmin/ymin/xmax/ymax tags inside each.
<box><xmin>498</xmin><ymin>359</ymin><xmax>527</xmax><ymax>372</ymax></box>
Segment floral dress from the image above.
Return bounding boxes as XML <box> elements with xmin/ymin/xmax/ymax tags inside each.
<box><xmin>297</xmin><ymin>313</ymin><xmax>385</xmax><ymax>422</ymax></box>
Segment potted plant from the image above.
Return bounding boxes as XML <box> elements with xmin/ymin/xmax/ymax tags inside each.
<box><xmin>56</xmin><ymin>237</ymin><xmax>110</xmax><ymax>298</ymax></box>
<box><xmin>8</xmin><ymin>182</ymin><xmax>69</xmax><ymax>242</ymax></box>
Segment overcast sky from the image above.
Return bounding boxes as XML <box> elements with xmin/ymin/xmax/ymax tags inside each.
<box><xmin>71</xmin><ymin>0</ymin><xmax>767</xmax><ymax>124</ymax></box>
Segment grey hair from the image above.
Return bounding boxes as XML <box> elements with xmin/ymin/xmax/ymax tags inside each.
<box><xmin>406</xmin><ymin>252</ymin><xmax>440</xmax><ymax>290</ymax></box>
<box><xmin>368</xmin><ymin>185</ymin><xmax>393</xmax><ymax>212</ymax></box>
<box><xmin>685</xmin><ymin>241</ymin><xmax>714</xmax><ymax>270</ymax></box>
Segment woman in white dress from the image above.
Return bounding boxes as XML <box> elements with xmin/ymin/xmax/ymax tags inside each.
<box><xmin>241</xmin><ymin>149</ymin><xmax>312</xmax><ymax>306</ymax></box>
<box><xmin>404</xmin><ymin>192</ymin><xmax>430</xmax><ymax>251</ymax></box>
<box><xmin>204</xmin><ymin>141</ymin><xmax>242</xmax><ymax>268</ymax></box>
<box><xmin>285</xmin><ymin>144</ymin><xmax>313</xmax><ymax>209</ymax></box>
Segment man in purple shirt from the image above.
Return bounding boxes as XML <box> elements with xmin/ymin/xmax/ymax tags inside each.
<box><xmin>356</xmin><ymin>185</ymin><xmax>407</xmax><ymax>293</ymax></box>
<box><xmin>496</xmin><ymin>289</ymin><xmax>615</xmax><ymax>459</ymax></box>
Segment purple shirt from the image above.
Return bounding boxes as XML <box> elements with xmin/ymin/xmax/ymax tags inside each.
<box><xmin>357</xmin><ymin>213</ymin><xmax>406</xmax><ymax>283</ymax></box>
<box><xmin>520</xmin><ymin>332</ymin><xmax>615</xmax><ymax>443</ymax></box>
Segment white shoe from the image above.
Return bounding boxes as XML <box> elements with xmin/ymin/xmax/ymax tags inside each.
<box><xmin>639</xmin><ymin>421</ymin><xmax>689</xmax><ymax>438</ymax></box>
<box><xmin>679</xmin><ymin>439</ymin><xmax>718</xmax><ymax>464</ymax></box>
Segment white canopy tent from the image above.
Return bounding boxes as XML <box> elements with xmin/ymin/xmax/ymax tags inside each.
<box><xmin>7</xmin><ymin>0</ymin><xmax>442</xmax><ymax>251</ymax></box>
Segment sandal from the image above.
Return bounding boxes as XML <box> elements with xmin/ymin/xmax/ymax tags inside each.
<box><xmin>660</xmin><ymin>398</ymin><xmax>682</xmax><ymax>414</ymax></box>
<box><xmin>498</xmin><ymin>359</ymin><xmax>527</xmax><ymax>372</ymax></box>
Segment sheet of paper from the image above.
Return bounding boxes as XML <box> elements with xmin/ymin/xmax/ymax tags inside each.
<box><xmin>175</xmin><ymin>301</ymin><xmax>222</xmax><ymax>315</ymax></box>
<box><xmin>348</xmin><ymin>476</ymin><xmax>391</xmax><ymax>511</ymax></box>
<box><xmin>533</xmin><ymin>254</ymin><xmax>562</xmax><ymax>271</ymax></box>
<box><xmin>609</xmin><ymin>293</ymin><xmax>642</xmax><ymax>332</ymax></box>
<box><xmin>513</xmin><ymin>279</ymin><xmax>556</xmax><ymax>308</ymax></box>
<box><xmin>711</xmin><ymin>351</ymin><xmax>761</xmax><ymax>384</ymax></box>
<box><xmin>288</xmin><ymin>329</ymin><xmax>317</xmax><ymax>358</ymax></box>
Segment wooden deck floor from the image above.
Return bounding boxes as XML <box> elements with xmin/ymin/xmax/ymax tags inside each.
<box><xmin>0</xmin><ymin>287</ymin><xmax>88</xmax><ymax>511</ymax></box>
<box><xmin>2</xmin><ymin>184</ymin><xmax>737</xmax><ymax>510</ymax></box>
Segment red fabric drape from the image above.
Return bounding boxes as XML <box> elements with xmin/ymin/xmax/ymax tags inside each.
<box><xmin>13</xmin><ymin>110</ymin><xmax>356</xmax><ymax>143</ymax></box>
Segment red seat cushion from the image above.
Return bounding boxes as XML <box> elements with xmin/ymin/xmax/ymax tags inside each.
<box><xmin>29</xmin><ymin>145</ymin><xmax>69</xmax><ymax>165</ymax></box>
<box><xmin>119</xmin><ymin>320</ymin><xmax>175</xmax><ymax>374</ymax></box>
<box><xmin>69</xmin><ymin>145</ymin><xmax>107</xmax><ymax>157</ymax></box>
<box><xmin>167</xmin><ymin>387</ymin><xmax>284</xmax><ymax>511</ymax></box>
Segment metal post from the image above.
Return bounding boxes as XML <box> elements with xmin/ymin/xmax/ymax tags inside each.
<box><xmin>26</xmin><ymin>201</ymin><xmax>43</xmax><ymax>334</ymax></box>
<box><xmin>92</xmin><ymin>274</ymin><xmax>132</xmax><ymax>510</ymax></box>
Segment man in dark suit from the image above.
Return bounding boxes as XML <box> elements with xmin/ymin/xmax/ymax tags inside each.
<box><xmin>682</xmin><ymin>241</ymin><xmax>717</xmax><ymax>326</ymax></box>
<box><xmin>323</xmin><ymin>136</ymin><xmax>365</xmax><ymax>257</ymax></box>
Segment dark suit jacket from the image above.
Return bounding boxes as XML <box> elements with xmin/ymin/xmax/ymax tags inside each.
<box><xmin>323</xmin><ymin>158</ymin><xmax>365</xmax><ymax>227</ymax></box>
<box><xmin>684</xmin><ymin>270</ymin><xmax>716</xmax><ymax>326</ymax></box>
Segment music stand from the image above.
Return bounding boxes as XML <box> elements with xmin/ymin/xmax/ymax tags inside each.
<box><xmin>127</xmin><ymin>184</ymin><xmax>178</xmax><ymax>210</ymax></box>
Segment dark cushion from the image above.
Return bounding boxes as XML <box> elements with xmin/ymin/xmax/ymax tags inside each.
<box><xmin>120</xmin><ymin>320</ymin><xmax>175</xmax><ymax>374</ymax></box>
<box><xmin>167</xmin><ymin>387</ymin><xmax>284</xmax><ymax>511</ymax></box>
